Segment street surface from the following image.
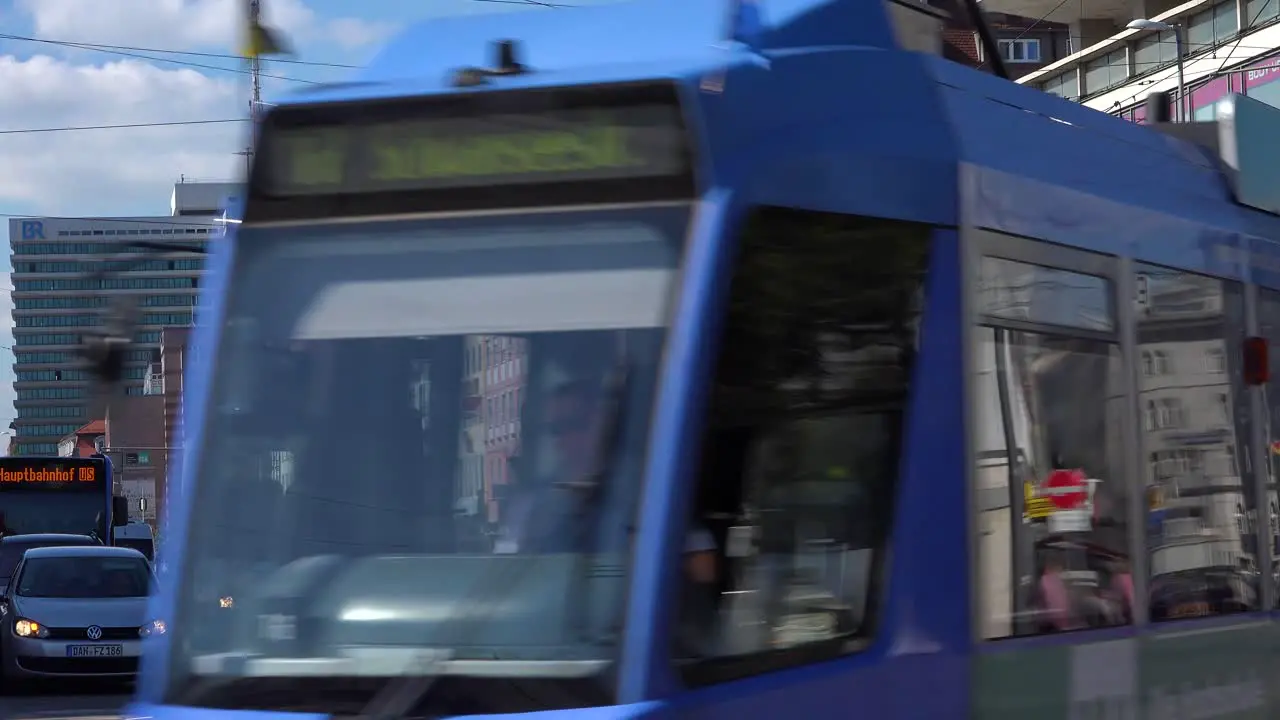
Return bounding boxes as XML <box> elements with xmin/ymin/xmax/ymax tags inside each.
<box><xmin>0</xmin><ymin>686</ymin><xmax>129</xmax><ymax>720</ymax></box>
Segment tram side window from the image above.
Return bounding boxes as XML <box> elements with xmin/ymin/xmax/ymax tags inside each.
<box><xmin>1250</xmin><ymin>287</ymin><xmax>1280</xmax><ymax>608</ymax></box>
<box><xmin>1137</xmin><ymin>266</ymin><xmax>1257</xmax><ymax>621</ymax></box>
<box><xmin>674</xmin><ymin>206</ymin><xmax>932</xmax><ymax>684</ymax></box>
<box><xmin>975</xmin><ymin>255</ymin><xmax>1133</xmax><ymax>639</ymax></box>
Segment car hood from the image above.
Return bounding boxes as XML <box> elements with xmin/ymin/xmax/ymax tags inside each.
<box><xmin>13</xmin><ymin>595</ymin><xmax>148</xmax><ymax>628</ymax></box>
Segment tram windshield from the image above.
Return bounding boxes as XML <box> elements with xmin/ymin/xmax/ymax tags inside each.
<box><xmin>168</xmin><ymin>203</ymin><xmax>689</xmax><ymax>705</ymax></box>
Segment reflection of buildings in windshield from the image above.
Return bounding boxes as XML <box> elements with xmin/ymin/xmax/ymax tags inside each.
<box><xmin>456</xmin><ymin>337</ymin><xmax>486</xmax><ymax>547</ymax></box>
<box><xmin>455</xmin><ymin>335</ymin><xmax>529</xmax><ymax>551</ymax></box>
<box><xmin>1137</xmin><ymin>268</ymin><xmax>1258</xmax><ymax>617</ymax></box>
<box><xmin>176</xmin><ymin>205</ymin><xmax>687</xmax><ymax>677</ymax></box>
<box><xmin>486</xmin><ymin>337</ymin><xmax>526</xmax><ymax>539</ymax></box>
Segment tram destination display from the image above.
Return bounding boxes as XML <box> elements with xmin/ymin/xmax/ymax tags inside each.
<box><xmin>0</xmin><ymin>458</ymin><xmax>106</xmax><ymax>491</ymax></box>
<box><xmin>259</xmin><ymin>101</ymin><xmax>689</xmax><ymax>197</ymax></box>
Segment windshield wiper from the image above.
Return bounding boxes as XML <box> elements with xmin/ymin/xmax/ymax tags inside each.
<box><xmin>357</xmin><ymin>650</ymin><xmax>454</xmax><ymax>720</ymax></box>
<box><xmin>178</xmin><ymin>672</ymin><xmax>604</xmax><ymax>716</ymax></box>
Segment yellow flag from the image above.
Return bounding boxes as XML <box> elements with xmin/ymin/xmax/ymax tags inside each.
<box><xmin>241</xmin><ymin>3</ymin><xmax>290</xmax><ymax>59</ymax></box>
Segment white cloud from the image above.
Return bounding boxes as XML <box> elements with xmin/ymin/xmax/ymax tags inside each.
<box><xmin>324</xmin><ymin>18</ymin><xmax>399</xmax><ymax>51</ymax></box>
<box><xmin>0</xmin><ymin>56</ymin><xmax>232</xmax><ymax>438</ymax></box>
<box><xmin>16</xmin><ymin>0</ymin><xmax>396</xmax><ymax>54</ymax></box>
<box><xmin>0</xmin><ymin>0</ymin><xmax>399</xmax><ymax>450</ymax></box>
<box><xmin>0</xmin><ymin>54</ymin><xmax>243</xmax><ymax>216</ymax></box>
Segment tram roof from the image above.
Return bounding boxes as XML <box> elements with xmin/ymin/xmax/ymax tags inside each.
<box><xmin>261</xmin><ymin>0</ymin><xmax>1280</xmax><ymax>281</ymax></box>
<box><xmin>277</xmin><ymin>0</ymin><xmax>920</xmax><ymax>106</ymax></box>
<box><xmin>925</xmin><ymin>56</ymin><xmax>1280</xmax><ymax>274</ymax></box>
<box><xmin>354</xmin><ymin>0</ymin><xmax>919</xmax><ymax>84</ymax></box>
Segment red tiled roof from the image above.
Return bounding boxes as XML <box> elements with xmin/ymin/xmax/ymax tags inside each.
<box><xmin>74</xmin><ymin>420</ymin><xmax>105</xmax><ymax>435</ymax></box>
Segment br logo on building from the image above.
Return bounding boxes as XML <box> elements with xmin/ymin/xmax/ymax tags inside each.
<box><xmin>20</xmin><ymin>221</ymin><xmax>44</xmax><ymax>240</ymax></box>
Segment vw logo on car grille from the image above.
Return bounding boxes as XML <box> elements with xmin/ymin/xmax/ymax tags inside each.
<box><xmin>85</xmin><ymin>625</ymin><xmax>103</xmax><ymax>640</ymax></box>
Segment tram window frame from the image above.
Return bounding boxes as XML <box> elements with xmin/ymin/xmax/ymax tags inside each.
<box><xmin>1136</xmin><ymin>264</ymin><xmax>1258</xmax><ymax>623</ymax></box>
<box><xmin>1245</xmin><ymin>285</ymin><xmax>1280</xmax><ymax>609</ymax></box>
<box><xmin>969</xmin><ymin>241</ymin><xmax>1138</xmax><ymax>641</ymax></box>
<box><xmin>673</xmin><ymin>205</ymin><xmax>933</xmax><ymax>687</ymax></box>
<box><xmin>974</xmin><ymin>325</ymin><xmax>1132</xmax><ymax>638</ymax></box>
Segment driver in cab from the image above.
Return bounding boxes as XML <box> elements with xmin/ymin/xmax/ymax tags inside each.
<box><xmin>493</xmin><ymin>379</ymin><xmax>716</xmax><ymax>585</ymax></box>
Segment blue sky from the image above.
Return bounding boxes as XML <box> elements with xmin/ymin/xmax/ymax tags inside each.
<box><xmin>0</xmin><ymin>0</ymin><xmax>558</xmax><ymax>438</ymax></box>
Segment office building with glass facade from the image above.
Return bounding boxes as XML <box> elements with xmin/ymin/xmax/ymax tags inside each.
<box><xmin>992</xmin><ymin>0</ymin><xmax>1280</xmax><ymax>121</ymax></box>
<box><xmin>6</xmin><ymin>181</ymin><xmax>237</xmax><ymax>455</ymax></box>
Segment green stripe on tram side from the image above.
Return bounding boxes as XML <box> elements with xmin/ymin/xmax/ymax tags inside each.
<box><xmin>974</xmin><ymin>642</ymin><xmax>1072</xmax><ymax>719</ymax></box>
<box><xmin>1140</xmin><ymin>623</ymin><xmax>1271</xmax><ymax>719</ymax></box>
<box><xmin>973</xmin><ymin>623</ymin><xmax>1278</xmax><ymax>719</ymax></box>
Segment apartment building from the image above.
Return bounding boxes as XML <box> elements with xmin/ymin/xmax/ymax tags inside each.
<box><xmin>941</xmin><ymin>9</ymin><xmax>1072</xmax><ymax>80</ymax></box>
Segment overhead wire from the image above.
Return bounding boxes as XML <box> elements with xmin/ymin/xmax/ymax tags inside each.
<box><xmin>987</xmin><ymin>29</ymin><xmax>1280</xmax><ymax>74</ymax></box>
<box><xmin>981</xmin><ymin>0</ymin><xmax>1280</xmax><ymax>108</ymax></box>
<box><xmin>0</xmin><ymin>118</ymin><xmax>247</xmax><ymax>135</ymax></box>
<box><xmin>0</xmin><ymin>32</ymin><xmax>359</xmax><ymax>68</ymax></box>
<box><xmin>1032</xmin><ymin>32</ymin><xmax>1280</xmax><ymax>110</ymax></box>
<box><xmin>0</xmin><ymin>30</ymin><xmax>344</xmax><ymax>135</ymax></box>
<box><xmin>1209</xmin><ymin>3</ymin><xmax>1280</xmax><ymax>79</ymax></box>
<box><xmin>0</xmin><ymin>32</ymin><xmax>323</xmax><ymax>84</ymax></box>
<box><xmin>1092</xmin><ymin>34</ymin><xmax>1275</xmax><ymax>111</ymax></box>
<box><xmin>0</xmin><ymin>30</ymin><xmax>324</xmax><ymax>432</ymax></box>
<box><xmin>471</xmin><ymin>0</ymin><xmax>573</xmax><ymax>7</ymax></box>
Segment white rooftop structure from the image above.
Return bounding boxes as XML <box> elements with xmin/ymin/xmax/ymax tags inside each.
<box><xmin>171</xmin><ymin>180</ymin><xmax>241</xmax><ymax>218</ymax></box>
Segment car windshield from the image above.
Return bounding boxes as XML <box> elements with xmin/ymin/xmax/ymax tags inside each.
<box><xmin>0</xmin><ymin>540</ymin><xmax>95</xmax><ymax>580</ymax></box>
<box><xmin>172</xmin><ymin>204</ymin><xmax>687</xmax><ymax>693</ymax></box>
<box><xmin>17</xmin><ymin>556</ymin><xmax>151</xmax><ymax>598</ymax></box>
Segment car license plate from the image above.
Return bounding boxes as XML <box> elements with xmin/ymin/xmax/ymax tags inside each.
<box><xmin>66</xmin><ymin>644</ymin><xmax>123</xmax><ymax>658</ymax></box>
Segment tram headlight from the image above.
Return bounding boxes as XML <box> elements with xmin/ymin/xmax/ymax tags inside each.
<box><xmin>14</xmin><ymin>618</ymin><xmax>48</xmax><ymax>638</ymax></box>
<box><xmin>219</xmin><ymin>596</ymin><xmax>234</xmax><ymax>609</ymax></box>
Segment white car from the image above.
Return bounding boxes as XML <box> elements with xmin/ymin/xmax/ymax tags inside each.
<box><xmin>0</xmin><ymin>545</ymin><xmax>155</xmax><ymax>682</ymax></box>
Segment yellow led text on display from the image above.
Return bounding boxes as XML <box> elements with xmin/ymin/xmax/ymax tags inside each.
<box><xmin>0</xmin><ymin>465</ymin><xmax>97</xmax><ymax>484</ymax></box>
<box><xmin>367</xmin><ymin>125</ymin><xmax>643</xmax><ymax>184</ymax></box>
<box><xmin>279</xmin><ymin>131</ymin><xmax>345</xmax><ymax>188</ymax></box>
<box><xmin>263</xmin><ymin>103</ymin><xmax>685</xmax><ymax>197</ymax></box>
<box><xmin>277</xmin><ymin>123</ymin><xmax>644</xmax><ymax>190</ymax></box>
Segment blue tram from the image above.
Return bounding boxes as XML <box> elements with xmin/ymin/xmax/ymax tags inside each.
<box><xmin>112</xmin><ymin>0</ymin><xmax>1280</xmax><ymax>717</ymax></box>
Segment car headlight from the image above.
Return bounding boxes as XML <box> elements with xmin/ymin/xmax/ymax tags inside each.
<box><xmin>14</xmin><ymin>618</ymin><xmax>49</xmax><ymax>639</ymax></box>
<box><xmin>139</xmin><ymin>619</ymin><xmax>166</xmax><ymax>638</ymax></box>
<box><xmin>219</xmin><ymin>596</ymin><xmax>234</xmax><ymax>609</ymax></box>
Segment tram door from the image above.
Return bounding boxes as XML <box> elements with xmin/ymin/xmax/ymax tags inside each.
<box><xmin>965</xmin><ymin>229</ymin><xmax>1225</xmax><ymax>720</ymax></box>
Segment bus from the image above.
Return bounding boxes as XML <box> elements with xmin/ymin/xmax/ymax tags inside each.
<box><xmin>105</xmin><ymin>0</ymin><xmax>1280</xmax><ymax>717</ymax></box>
<box><xmin>0</xmin><ymin>456</ymin><xmax>125</xmax><ymax>541</ymax></box>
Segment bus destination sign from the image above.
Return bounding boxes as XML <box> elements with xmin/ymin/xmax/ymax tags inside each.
<box><xmin>0</xmin><ymin>458</ymin><xmax>105</xmax><ymax>491</ymax></box>
<box><xmin>259</xmin><ymin>103</ymin><xmax>690</xmax><ymax>197</ymax></box>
